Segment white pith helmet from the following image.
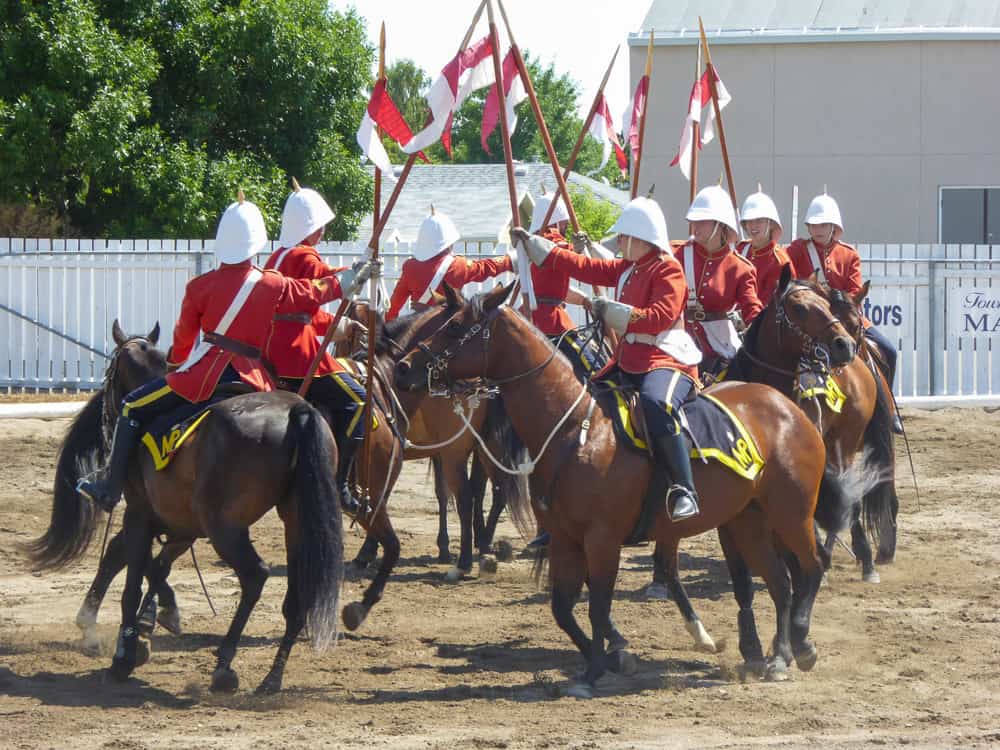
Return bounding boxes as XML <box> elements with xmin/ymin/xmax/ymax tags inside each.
<box><xmin>529</xmin><ymin>191</ymin><xmax>570</xmax><ymax>233</ymax></box>
<box><xmin>804</xmin><ymin>193</ymin><xmax>843</xmax><ymax>231</ymax></box>
<box><xmin>278</xmin><ymin>179</ymin><xmax>335</xmax><ymax>248</ymax></box>
<box><xmin>414</xmin><ymin>206</ymin><xmax>460</xmax><ymax>261</ymax></box>
<box><xmin>214</xmin><ymin>192</ymin><xmax>267</xmax><ymax>264</ymax></box>
<box><xmin>741</xmin><ymin>189</ymin><xmax>782</xmax><ymax>241</ymax></box>
<box><xmin>686</xmin><ymin>185</ymin><xmax>739</xmax><ymax>234</ymax></box>
<box><xmin>608</xmin><ymin>196</ymin><xmax>669</xmax><ymax>251</ymax></box>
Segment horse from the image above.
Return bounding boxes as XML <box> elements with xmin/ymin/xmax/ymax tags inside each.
<box><xmin>339</xmin><ymin>302</ymin><xmax>523</xmax><ymax>581</ymax></box>
<box><xmin>26</xmin><ymin>321</ymin><xmax>400</xmax><ymax>692</ymax></box>
<box><xmin>394</xmin><ymin>282</ymin><xmax>842</xmax><ymax>696</ymax></box>
<box><xmin>826</xmin><ymin>282</ymin><xmax>900</xmax><ymax>563</ymax></box>
<box><xmin>728</xmin><ymin>267</ymin><xmax>896</xmax><ymax>581</ymax></box>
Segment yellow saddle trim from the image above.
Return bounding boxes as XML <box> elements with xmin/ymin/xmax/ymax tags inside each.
<box><xmin>692</xmin><ymin>393</ymin><xmax>765</xmax><ymax>481</ymax></box>
<box><xmin>798</xmin><ymin>374</ymin><xmax>846</xmax><ymax>414</ymax></box>
<box><xmin>141</xmin><ymin>410</ymin><xmax>212</xmax><ymax>471</ymax></box>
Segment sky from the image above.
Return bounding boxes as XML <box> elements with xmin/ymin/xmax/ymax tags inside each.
<box><xmin>330</xmin><ymin>0</ymin><xmax>652</xmax><ymax>121</ymax></box>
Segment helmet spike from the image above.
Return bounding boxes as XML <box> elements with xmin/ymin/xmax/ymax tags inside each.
<box><xmin>757</xmin><ymin>181</ymin><xmax>762</xmax><ymax>193</ymax></box>
<box><xmin>291</xmin><ymin>176</ymin><xmax>301</xmax><ymax>192</ymax></box>
<box><xmin>237</xmin><ymin>189</ymin><xmax>245</xmax><ymax>204</ymax></box>
<box><xmin>646</xmin><ymin>183</ymin><xmax>656</xmax><ymax>198</ymax></box>
<box><xmin>430</xmin><ymin>203</ymin><xmax>436</xmax><ymax>216</ymax></box>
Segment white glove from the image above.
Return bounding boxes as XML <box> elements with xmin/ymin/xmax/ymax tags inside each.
<box><xmin>510</xmin><ymin>227</ymin><xmax>555</xmax><ymax>266</ymax></box>
<box><xmin>331</xmin><ymin>317</ymin><xmax>366</xmax><ymax>343</ymax></box>
<box><xmin>591</xmin><ymin>296</ymin><xmax>633</xmax><ymax>337</ymax></box>
<box><xmin>340</xmin><ymin>260</ymin><xmax>374</xmax><ymax>299</ymax></box>
<box><xmin>505</xmin><ymin>244</ymin><xmax>518</xmax><ymax>264</ymax></box>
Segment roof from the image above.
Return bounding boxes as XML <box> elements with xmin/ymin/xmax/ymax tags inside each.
<box><xmin>634</xmin><ymin>0</ymin><xmax>1000</xmax><ymax>44</ymax></box>
<box><xmin>357</xmin><ymin>163</ymin><xmax>629</xmax><ymax>242</ymax></box>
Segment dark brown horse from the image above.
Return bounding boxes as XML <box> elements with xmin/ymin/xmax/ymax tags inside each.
<box><xmin>394</xmin><ymin>283</ymin><xmax>835</xmax><ymax>696</ymax></box>
<box><xmin>729</xmin><ymin>268</ymin><xmax>896</xmax><ymax>581</ymax></box>
<box><xmin>27</xmin><ymin>322</ymin><xmax>400</xmax><ymax>692</ymax></box>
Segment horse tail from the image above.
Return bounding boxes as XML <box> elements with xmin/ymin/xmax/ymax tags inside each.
<box><xmin>814</xmin><ymin>464</ymin><xmax>853</xmax><ymax>537</ymax></box>
<box><xmin>23</xmin><ymin>391</ymin><xmax>106</xmax><ymax>570</ymax></box>
<box><xmin>288</xmin><ymin>401</ymin><xmax>343</xmax><ymax>652</ymax></box>
<box><xmin>483</xmin><ymin>395</ymin><xmax>532</xmax><ymax>539</ymax></box>
<box><xmin>861</xmin><ymin>372</ymin><xmax>898</xmax><ymax>558</ymax></box>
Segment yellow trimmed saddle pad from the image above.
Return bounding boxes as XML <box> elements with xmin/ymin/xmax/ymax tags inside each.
<box><xmin>795</xmin><ymin>370</ymin><xmax>846</xmax><ymax>414</ymax></box>
<box><xmin>604</xmin><ymin>387</ymin><xmax>765</xmax><ymax>481</ymax></box>
<box><xmin>142</xmin><ymin>405</ymin><xmax>213</xmax><ymax>471</ymax></box>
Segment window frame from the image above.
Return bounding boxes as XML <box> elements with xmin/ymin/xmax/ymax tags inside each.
<box><xmin>938</xmin><ymin>185</ymin><xmax>1000</xmax><ymax>244</ymax></box>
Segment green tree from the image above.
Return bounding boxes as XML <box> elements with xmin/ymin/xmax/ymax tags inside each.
<box><xmin>569</xmin><ymin>185</ymin><xmax>621</xmax><ymax>241</ymax></box>
<box><xmin>0</xmin><ymin>0</ymin><xmax>374</xmax><ymax>238</ymax></box>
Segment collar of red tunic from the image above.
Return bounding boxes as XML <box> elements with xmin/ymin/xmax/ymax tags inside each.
<box><xmin>693</xmin><ymin>241</ymin><xmax>730</xmax><ymax>260</ymax></box>
<box><xmin>632</xmin><ymin>249</ymin><xmax>662</xmax><ymax>269</ymax></box>
<box><xmin>219</xmin><ymin>260</ymin><xmax>254</xmax><ymax>269</ymax></box>
<box><xmin>748</xmin><ymin>241</ymin><xmax>776</xmax><ymax>259</ymax></box>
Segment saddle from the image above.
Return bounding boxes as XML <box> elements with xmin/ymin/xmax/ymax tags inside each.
<box><xmin>140</xmin><ymin>382</ymin><xmax>255</xmax><ymax>470</ymax></box>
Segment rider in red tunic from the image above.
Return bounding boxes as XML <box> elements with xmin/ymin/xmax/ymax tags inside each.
<box><xmin>513</xmin><ymin>197</ymin><xmax>703</xmax><ymax>523</ymax></box>
<box><xmin>787</xmin><ymin>192</ymin><xmax>902</xmax><ymax>432</ymax></box>
<box><xmin>736</xmin><ymin>189</ymin><xmax>792</xmax><ymax>308</ymax></box>
<box><xmin>386</xmin><ymin>209</ymin><xmax>513</xmax><ymax>321</ymax></box>
<box><xmin>77</xmin><ymin>198</ymin><xmax>369</xmax><ymax>512</ymax></box>
<box><xmin>263</xmin><ymin>183</ymin><xmax>373</xmax><ymax>513</ymax></box>
<box><xmin>676</xmin><ymin>186</ymin><xmax>763</xmax><ymax>384</ymax></box>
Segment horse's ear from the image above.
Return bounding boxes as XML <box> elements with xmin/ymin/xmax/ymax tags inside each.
<box><xmin>441</xmin><ymin>282</ymin><xmax>464</xmax><ymax>311</ymax></box>
<box><xmin>112</xmin><ymin>319</ymin><xmax>127</xmax><ymax>347</ymax></box>
<box><xmin>778</xmin><ymin>264</ymin><xmax>793</xmax><ymax>294</ymax></box>
<box><xmin>147</xmin><ymin>322</ymin><xmax>160</xmax><ymax>345</ymax></box>
<box><xmin>807</xmin><ymin>270</ymin><xmax>820</xmax><ymax>286</ymax></box>
<box><xmin>484</xmin><ymin>281</ymin><xmax>513</xmax><ymax>312</ymax></box>
<box><xmin>854</xmin><ymin>280</ymin><xmax>871</xmax><ymax>306</ymax></box>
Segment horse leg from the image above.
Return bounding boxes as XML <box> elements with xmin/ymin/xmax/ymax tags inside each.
<box><xmin>431</xmin><ymin>455</ymin><xmax>451</xmax><ymax>563</ymax></box>
<box><xmin>108</xmin><ymin>508</ymin><xmax>153</xmax><ymax>681</ymax></box>
<box><xmin>549</xmin><ymin>535</ymin><xmax>591</xmax><ymax>660</ymax></box>
<box><xmin>644</xmin><ymin>541</ymin><xmax>672</xmax><ymax>601</ymax></box>
<box><xmin>441</xmin><ymin>455</ymin><xmax>474</xmax><ymax>580</ymax></box>
<box><xmin>258</xmin><ymin>518</ymin><xmax>307</xmax><ymax>694</ymax></box>
<box><xmin>351</xmin><ymin>532</ymin><xmax>380</xmax><ymax>571</ymax></box>
<box><xmin>783</xmin><ymin>551</ymin><xmax>822</xmax><ymax>672</ymax></box>
<box><xmin>658</xmin><ymin>537</ymin><xmax>717</xmax><ymax>653</ymax></box>
<box><xmin>850</xmin><ymin>502</ymin><xmax>879</xmax><ymax>583</ymax></box>
<box><xmin>77</xmin><ymin>528</ymin><xmax>127</xmax><ymax>632</ymax></box>
<box><xmin>137</xmin><ymin>538</ymin><xmax>190</xmax><ymax>636</ymax></box>
<box><xmin>470</xmin><ymin>451</ymin><xmax>488</xmax><ymax>554</ymax></box>
<box><xmin>718</xmin><ymin>525</ymin><xmax>766</xmax><ymax>678</ymax></box>
<box><xmin>342</xmin><ymin>510</ymin><xmax>401</xmax><ymax>632</ymax></box>
<box><xmin>207</xmin><ymin>527</ymin><xmax>269</xmax><ymax>693</ymax></box>
<box><xmin>576</xmin><ymin>538</ymin><xmax>623</xmax><ymax>695</ymax></box>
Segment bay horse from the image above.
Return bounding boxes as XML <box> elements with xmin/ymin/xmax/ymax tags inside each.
<box><xmin>395</xmin><ymin>283</ymin><xmax>839</xmax><ymax>696</ymax></box>
<box><xmin>340</xmin><ymin>302</ymin><xmax>523</xmax><ymax>582</ymax></box>
<box><xmin>26</xmin><ymin>321</ymin><xmax>401</xmax><ymax>692</ymax></box>
<box><xmin>728</xmin><ymin>267</ymin><xmax>896</xmax><ymax>581</ymax></box>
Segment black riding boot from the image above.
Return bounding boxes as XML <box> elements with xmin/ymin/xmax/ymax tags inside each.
<box><xmin>76</xmin><ymin>415</ymin><xmax>142</xmax><ymax>512</ymax></box>
<box><xmin>652</xmin><ymin>432</ymin><xmax>700</xmax><ymax>522</ymax></box>
<box><xmin>336</xmin><ymin>435</ymin><xmax>364</xmax><ymax>516</ymax></box>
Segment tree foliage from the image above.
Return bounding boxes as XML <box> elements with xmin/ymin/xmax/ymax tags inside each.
<box><xmin>568</xmin><ymin>185</ymin><xmax>622</xmax><ymax>241</ymax></box>
<box><xmin>0</xmin><ymin>0</ymin><xmax>374</xmax><ymax>238</ymax></box>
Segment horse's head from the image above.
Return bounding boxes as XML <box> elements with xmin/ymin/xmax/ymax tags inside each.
<box><xmin>769</xmin><ymin>266</ymin><xmax>857</xmax><ymax>367</ymax></box>
<box><xmin>394</xmin><ymin>282</ymin><xmax>512</xmax><ymax>393</ymax></box>
<box><xmin>106</xmin><ymin>319</ymin><xmax>167</xmax><ymax>411</ymax></box>
<box><xmin>826</xmin><ymin>281</ymin><xmax>870</xmax><ymax>344</ymax></box>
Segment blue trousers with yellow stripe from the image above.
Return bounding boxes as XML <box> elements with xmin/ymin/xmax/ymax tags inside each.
<box><xmin>285</xmin><ymin>371</ymin><xmax>367</xmax><ymax>443</ymax></box>
<box><xmin>120</xmin><ymin>365</ymin><xmax>242</xmax><ymax>424</ymax></box>
<box><xmin>622</xmin><ymin>367</ymin><xmax>697</xmax><ymax>440</ymax></box>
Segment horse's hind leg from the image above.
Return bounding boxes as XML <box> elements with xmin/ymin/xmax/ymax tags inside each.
<box><xmin>207</xmin><ymin>527</ymin><xmax>269</xmax><ymax>693</ymax></box>
<box><xmin>259</xmin><ymin>520</ymin><xmax>308</xmax><ymax>694</ymax></box>
<box><xmin>549</xmin><ymin>535</ymin><xmax>592</xmax><ymax>677</ymax></box>
<box><xmin>352</xmin><ymin>532</ymin><xmax>380</xmax><ymax>571</ymax></box>
<box><xmin>342</xmin><ymin>510</ymin><xmax>401</xmax><ymax>632</ymax></box>
<box><xmin>718</xmin><ymin>524</ymin><xmax>766</xmax><ymax>677</ymax></box>
<box><xmin>78</xmin><ymin>529</ymin><xmax>127</xmax><ymax>632</ymax></box>
<box><xmin>577</xmin><ymin>538</ymin><xmax>625</xmax><ymax>694</ymax></box>
<box><xmin>657</xmin><ymin>537</ymin><xmax>717</xmax><ymax>653</ymax></box>
<box><xmin>782</xmin><ymin>551</ymin><xmax>822</xmax><ymax>672</ymax></box>
<box><xmin>137</xmin><ymin>539</ymin><xmax>190</xmax><ymax>636</ymax></box>
<box><xmin>431</xmin><ymin>456</ymin><xmax>451</xmax><ymax>563</ymax></box>
<box><xmin>849</xmin><ymin>503</ymin><xmax>879</xmax><ymax>583</ymax></box>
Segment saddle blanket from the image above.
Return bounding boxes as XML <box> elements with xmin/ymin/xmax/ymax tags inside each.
<box><xmin>795</xmin><ymin>368</ymin><xmax>846</xmax><ymax>414</ymax></box>
<box><xmin>141</xmin><ymin>399</ymin><xmax>219</xmax><ymax>471</ymax></box>
<box><xmin>603</xmin><ymin>386</ymin><xmax>765</xmax><ymax>481</ymax></box>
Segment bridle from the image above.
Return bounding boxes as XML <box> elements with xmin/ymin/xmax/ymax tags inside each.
<box><xmin>773</xmin><ymin>280</ymin><xmax>844</xmax><ymax>368</ymax></box>
<box><xmin>101</xmin><ymin>335</ymin><xmax>157</xmax><ymax>444</ymax></box>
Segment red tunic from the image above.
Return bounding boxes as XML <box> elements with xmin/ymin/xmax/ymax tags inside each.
<box><xmin>386</xmin><ymin>251</ymin><xmax>513</xmax><ymax>321</ymax></box>
<box><xmin>786</xmin><ymin>238</ymin><xmax>863</xmax><ymax>296</ymax></box>
<box><xmin>165</xmin><ymin>262</ymin><xmax>342</xmax><ymax>402</ymax></box>
<box><xmin>528</xmin><ymin>228</ymin><xmax>576</xmax><ymax>335</ymax></box>
<box><xmin>263</xmin><ymin>244</ymin><xmax>348</xmax><ymax>378</ymax></box>
<box><xmin>736</xmin><ymin>240</ymin><xmax>792</xmax><ymax>308</ymax></box>
<box><xmin>673</xmin><ymin>242</ymin><xmax>763</xmax><ymax>356</ymax></box>
<box><xmin>541</xmin><ymin>245</ymin><xmax>697</xmax><ymax>379</ymax></box>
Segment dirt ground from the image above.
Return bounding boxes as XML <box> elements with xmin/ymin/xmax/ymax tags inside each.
<box><xmin>1</xmin><ymin>406</ymin><xmax>998</xmax><ymax>749</ymax></box>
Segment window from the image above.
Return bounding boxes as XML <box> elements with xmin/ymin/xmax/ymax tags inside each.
<box><xmin>939</xmin><ymin>187</ymin><xmax>1000</xmax><ymax>244</ymax></box>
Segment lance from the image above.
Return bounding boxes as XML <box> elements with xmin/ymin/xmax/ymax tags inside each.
<box><xmin>698</xmin><ymin>17</ymin><xmax>738</xmax><ymax>216</ymax></box>
<box><xmin>485</xmin><ymin>0</ymin><xmax>529</xmax><ymax>311</ymax></box>
<box><xmin>538</xmin><ymin>44</ymin><xmax>620</xmax><ymax>230</ymax></box>
<box><xmin>689</xmin><ymin>40</ymin><xmax>702</xmax><ymax>204</ymax></box>
<box><xmin>630</xmin><ymin>30</ymin><xmax>654</xmax><ymax>199</ymax></box>
<box><xmin>299</xmin><ymin>0</ymin><xmax>488</xmax><ymax>397</ymax></box>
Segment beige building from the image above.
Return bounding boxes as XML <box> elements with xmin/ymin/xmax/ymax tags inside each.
<box><xmin>629</xmin><ymin>1</ymin><xmax>1000</xmax><ymax>244</ymax></box>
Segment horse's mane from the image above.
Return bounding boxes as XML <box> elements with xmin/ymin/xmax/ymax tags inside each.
<box><xmin>372</xmin><ymin>308</ymin><xmax>439</xmax><ymax>358</ymax></box>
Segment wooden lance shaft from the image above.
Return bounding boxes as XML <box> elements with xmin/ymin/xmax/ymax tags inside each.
<box><xmin>298</xmin><ymin>0</ymin><xmax>489</xmax><ymax>397</ymax></box>
<box><xmin>630</xmin><ymin>30</ymin><xmax>654</xmax><ymax>199</ymax></box>
<box><xmin>698</xmin><ymin>18</ymin><xmax>737</xmax><ymax>215</ymax></box>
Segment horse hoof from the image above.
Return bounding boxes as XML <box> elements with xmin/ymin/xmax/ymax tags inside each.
<box><xmin>479</xmin><ymin>555</ymin><xmax>498</xmax><ymax>577</ymax></box>
<box><xmin>565</xmin><ymin>681</ymin><xmax>595</xmax><ymax>699</ymax></box>
<box><xmin>137</xmin><ymin>602</ymin><xmax>157</xmax><ymax>637</ymax></box>
<box><xmin>794</xmin><ymin>643</ymin><xmax>818</xmax><ymax>672</ymax></box>
<box><xmin>644</xmin><ymin>582</ymin><xmax>672</xmax><ymax>601</ymax></box>
<box><xmin>157</xmin><ymin>606</ymin><xmax>182</xmax><ymax>636</ymax></box>
<box><xmin>437</xmin><ymin>550</ymin><xmax>452</xmax><ymax>564</ymax></box>
<box><xmin>444</xmin><ymin>565</ymin><xmax>467</xmax><ymax>583</ymax></box>
<box><xmin>685</xmin><ymin>619</ymin><xmax>718</xmax><ymax>653</ymax></box>
<box><xmin>862</xmin><ymin>568</ymin><xmax>881</xmax><ymax>584</ymax></box>
<box><xmin>75</xmin><ymin>601</ymin><xmax>98</xmax><ymax>632</ymax></box>
<box><xmin>134</xmin><ymin>638</ymin><xmax>151</xmax><ymax>668</ymax></box>
<box><xmin>108</xmin><ymin>661</ymin><xmax>133</xmax><ymax>682</ymax></box>
<box><xmin>737</xmin><ymin>660</ymin><xmax>768</xmax><ymax>682</ymax></box>
<box><xmin>764</xmin><ymin>658</ymin><xmax>790</xmax><ymax>682</ymax></box>
<box><xmin>494</xmin><ymin>539</ymin><xmax>514</xmax><ymax>562</ymax></box>
<box><xmin>609</xmin><ymin>650</ymin><xmax>638</xmax><ymax>676</ymax></box>
<box><xmin>341</xmin><ymin>602</ymin><xmax>368</xmax><ymax>632</ymax></box>
<box><xmin>255</xmin><ymin>675</ymin><xmax>282</xmax><ymax>695</ymax></box>
<box><xmin>211</xmin><ymin>667</ymin><xmax>239</xmax><ymax>693</ymax></box>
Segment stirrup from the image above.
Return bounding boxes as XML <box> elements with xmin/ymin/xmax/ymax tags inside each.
<box><xmin>668</xmin><ymin>486</ymin><xmax>699</xmax><ymax>523</ymax></box>
<box><xmin>76</xmin><ymin>477</ymin><xmax>118</xmax><ymax>513</ymax></box>
<box><xmin>891</xmin><ymin>413</ymin><xmax>903</xmax><ymax>435</ymax></box>
<box><xmin>525</xmin><ymin>531</ymin><xmax>550</xmax><ymax>549</ymax></box>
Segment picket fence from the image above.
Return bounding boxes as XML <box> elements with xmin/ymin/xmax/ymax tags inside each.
<box><xmin>2</xmin><ymin>237</ymin><xmax>999</xmax><ymax>397</ymax></box>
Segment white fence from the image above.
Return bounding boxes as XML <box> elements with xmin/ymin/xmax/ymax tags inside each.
<box><xmin>1</xmin><ymin>237</ymin><xmax>999</xmax><ymax>396</ymax></box>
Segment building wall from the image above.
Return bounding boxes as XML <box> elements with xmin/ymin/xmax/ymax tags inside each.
<box><xmin>630</xmin><ymin>39</ymin><xmax>1000</xmax><ymax>243</ymax></box>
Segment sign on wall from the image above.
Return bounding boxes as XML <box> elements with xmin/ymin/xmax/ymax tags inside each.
<box><xmin>948</xmin><ymin>288</ymin><xmax>1000</xmax><ymax>336</ymax></box>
